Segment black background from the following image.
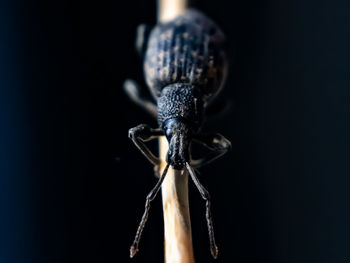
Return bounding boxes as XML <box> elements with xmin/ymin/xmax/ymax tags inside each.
<box><xmin>1</xmin><ymin>0</ymin><xmax>350</xmax><ymax>263</ymax></box>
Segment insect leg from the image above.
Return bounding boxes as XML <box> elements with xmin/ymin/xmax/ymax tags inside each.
<box><xmin>123</xmin><ymin>79</ymin><xmax>157</xmax><ymax>118</ymax></box>
<box><xmin>135</xmin><ymin>23</ymin><xmax>150</xmax><ymax>58</ymax></box>
<box><xmin>130</xmin><ymin>163</ymin><xmax>170</xmax><ymax>258</ymax></box>
<box><xmin>128</xmin><ymin>124</ymin><xmax>162</xmax><ymax>165</ymax></box>
<box><xmin>191</xmin><ymin>133</ymin><xmax>231</xmax><ymax>168</ymax></box>
<box><xmin>186</xmin><ymin>162</ymin><xmax>218</xmax><ymax>259</ymax></box>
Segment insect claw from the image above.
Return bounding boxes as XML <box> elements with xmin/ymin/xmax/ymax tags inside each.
<box><xmin>211</xmin><ymin>245</ymin><xmax>218</xmax><ymax>259</ymax></box>
<box><xmin>130</xmin><ymin>245</ymin><xmax>139</xmax><ymax>258</ymax></box>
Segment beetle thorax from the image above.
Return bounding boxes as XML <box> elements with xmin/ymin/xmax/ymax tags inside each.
<box><xmin>157</xmin><ymin>83</ymin><xmax>204</xmax><ymax>131</ymax></box>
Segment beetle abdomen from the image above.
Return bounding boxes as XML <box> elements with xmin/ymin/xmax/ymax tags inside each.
<box><xmin>144</xmin><ymin>9</ymin><xmax>227</xmax><ymax>102</ymax></box>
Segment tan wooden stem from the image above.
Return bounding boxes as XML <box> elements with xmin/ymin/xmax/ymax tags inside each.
<box><xmin>158</xmin><ymin>0</ymin><xmax>188</xmax><ymax>23</ymax></box>
<box><xmin>157</xmin><ymin>2</ymin><xmax>195</xmax><ymax>263</ymax></box>
<box><xmin>160</xmin><ymin>138</ymin><xmax>195</xmax><ymax>263</ymax></box>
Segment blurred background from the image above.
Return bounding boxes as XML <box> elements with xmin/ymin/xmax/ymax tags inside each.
<box><xmin>1</xmin><ymin>0</ymin><xmax>350</xmax><ymax>262</ymax></box>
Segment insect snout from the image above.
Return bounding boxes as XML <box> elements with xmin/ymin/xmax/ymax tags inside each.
<box><xmin>163</xmin><ymin>119</ymin><xmax>192</xmax><ymax>170</ymax></box>
<box><xmin>166</xmin><ymin>133</ymin><xmax>190</xmax><ymax>170</ymax></box>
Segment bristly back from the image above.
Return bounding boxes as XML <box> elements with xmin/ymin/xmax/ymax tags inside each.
<box><xmin>144</xmin><ymin>9</ymin><xmax>228</xmax><ymax>104</ymax></box>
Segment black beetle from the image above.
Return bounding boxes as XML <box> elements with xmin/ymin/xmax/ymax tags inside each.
<box><xmin>124</xmin><ymin>9</ymin><xmax>231</xmax><ymax>259</ymax></box>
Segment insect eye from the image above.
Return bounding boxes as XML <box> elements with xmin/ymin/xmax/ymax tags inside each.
<box><xmin>165</xmin><ymin>127</ymin><xmax>173</xmax><ymax>140</ymax></box>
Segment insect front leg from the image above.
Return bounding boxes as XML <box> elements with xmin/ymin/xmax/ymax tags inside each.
<box><xmin>130</xmin><ymin>163</ymin><xmax>170</xmax><ymax>258</ymax></box>
<box><xmin>186</xmin><ymin>162</ymin><xmax>218</xmax><ymax>259</ymax></box>
<box><xmin>191</xmin><ymin>133</ymin><xmax>231</xmax><ymax>168</ymax></box>
<box><xmin>123</xmin><ymin>79</ymin><xmax>157</xmax><ymax>118</ymax></box>
<box><xmin>128</xmin><ymin>124</ymin><xmax>163</xmax><ymax>176</ymax></box>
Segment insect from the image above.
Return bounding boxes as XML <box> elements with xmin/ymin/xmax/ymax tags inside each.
<box><xmin>124</xmin><ymin>9</ymin><xmax>231</xmax><ymax>259</ymax></box>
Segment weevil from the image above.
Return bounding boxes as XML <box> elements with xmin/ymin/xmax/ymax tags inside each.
<box><xmin>124</xmin><ymin>9</ymin><xmax>231</xmax><ymax>259</ymax></box>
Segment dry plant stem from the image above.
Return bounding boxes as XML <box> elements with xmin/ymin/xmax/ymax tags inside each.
<box><xmin>159</xmin><ymin>137</ymin><xmax>195</xmax><ymax>263</ymax></box>
<box><xmin>158</xmin><ymin>0</ymin><xmax>188</xmax><ymax>23</ymax></box>
<box><xmin>158</xmin><ymin>1</ymin><xmax>195</xmax><ymax>262</ymax></box>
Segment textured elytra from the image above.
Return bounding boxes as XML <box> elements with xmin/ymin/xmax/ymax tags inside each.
<box><xmin>144</xmin><ymin>9</ymin><xmax>228</xmax><ymax>104</ymax></box>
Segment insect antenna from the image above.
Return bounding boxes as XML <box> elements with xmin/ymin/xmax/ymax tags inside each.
<box><xmin>186</xmin><ymin>162</ymin><xmax>219</xmax><ymax>259</ymax></box>
<box><xmin>130</xmin><ymin>162</ymin><xmax>170</xmax><ymax>258</ymax></box>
